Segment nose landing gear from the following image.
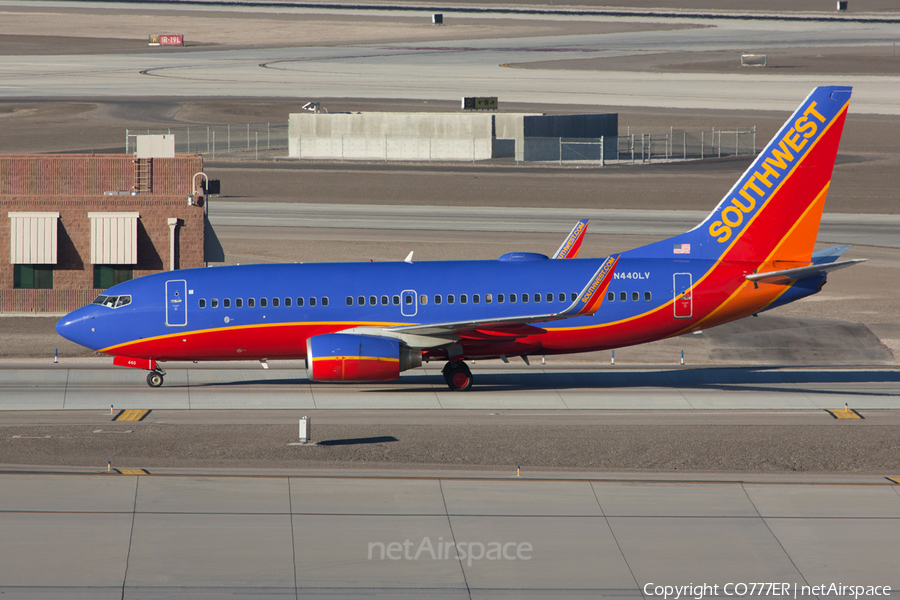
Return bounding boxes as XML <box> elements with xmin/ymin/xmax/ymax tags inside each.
<box><xmin>146</xmin><ymin>370</ymin><xmax>165</xmax><ymax>388</ymax></box>
<box><xmin>442</xmin><ymin>360</ymin><xmax>473</xmax><ymax>391</ymax></box>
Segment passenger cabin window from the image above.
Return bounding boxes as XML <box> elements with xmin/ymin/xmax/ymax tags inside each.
<box><xmin>460</xmin><ymin>294</ymin><xmax>468</xmax><ymax>304</ymax></box>
<box><xmin>236</xmin><ymin>298</ymin><xmax>243</xmax><ymax>308</ymax></box>
<box><xmin>558</xmin><ymin>292</ymin><xmax>566</xmax><ymax>302</ymax></box>
<box><xmin>620</xmin><ymin>292</ymin><xmax>626</xmax><ymax>302</ymax></box>
<box><xmin>473</xmin><ymin>294</ymin><xmax>480</xmax><ymax>304</ymax></box>
<box><xmin>297</xmin><ymin>297</ymin><xmax>304</xmax><ymax>307</ymax></box>
<box><xmin>392</xmin><ymin>295</ymin><xmax>400</xmax><ymax>305</ymax></box>
<box><xmin>309</xmin><ymin>297</ymin><xmax>316</xmax><ymax>307</ymax></box>
<box><xmin>369</xmin><ymin>295</ymin><xmax>376</xmax><ymax>306</ymax></box>
<box><xmin>632</xmin><ymin>292</ymin><xmax>639</xmax><ymax>302</ymax></box>
<box><xmin>285</xmin><ymin>297</ymin><xmax>292</xmax><ymax>307</ymax></box>
<box><xmin>510</xmin><ymin>293</ymin><xmax>517</xmax><ymax>303</ymax></box>
<box><xmin>607</xmin><ymin>292</ymin><xmax>614</xmax><ymax>302</ymax></box>
<box><xmin>644</xmin><ymin>292</ymin><xmax>652</xmax><ymax>301</ymax></box>
<box><xmin>358</xmin><ymin>296</ymin><xmax>365</xmax><ymax>306</ymax></box>
<box><xmin>211</xmin><ymin>299</ymin><xmax>218</xmax><ymax>308</ymax></box>
<box><xmin>485</xmin><ymin>293</ymin><xmax>492</xmax><ymax>304</ymax></box>
<box><xmin>522</xmin><ymin>293</ymin><xmax>528</xmax><ymax>303</ymax></box>
<box><xmin>447</xmin><ymin>294</ymin><xmax>455</xmax><ymax>304</ymax></box>
<box><xmin>322</xmin><ymin>297</ymin><xmax>329</xmax><ymax>306</ymax></box>
<box><xmin>224</xmin><ymin>298</ymin><xmax>231</xmax><ymax>308</ymax></box>
<box><xmin>571</xmin><ymin>293</ymin><xmax>577</xmax><ymax>302</ymax></box>
<box><xmin>249</xmin><ymin>298</ymin><xmax>255</xmax><ymax>308</ymax></box>
<box><xmin>199</xmin><ymin>299</ymin><xmax>207</xmax><ymax>309</ymax></box>
<box><xmin>273</xmin><ymin>297</ymin><xmax>280</xmax><ymax>307</ymax></box>
<box><xmin>434</xmin><ymin>295</ymin><xmax>442</xmax><ymax>305</ymax></box>
<box><xmin>419</xmin><ymin>294</ymin><xmax>428</xmax><ymax>305</ymax></box>
<box><xmin>546</xmin><ymin>293</ymin><xmax>553</xmax><ymax>303</ymax></box>
<box><xmin>534</xmin><ymin>293</ymin><xmax>540</xmax><ymax>303</ymax></box>
<box><xmin>260</xmin><ymin>298</ymin><xmax>267</xmax><ymax>308</ymax></box>
<box><xmin>346</xmin><ymin>297</ymin><xmax>353</xmax><ymax>306</ymax></box>
<box><xmin>498</xmin><ymin>294</ymin><xmax>505</xmax><ymax>303</ymax></box>
<box><xmin>381</xmin><ymin>295</ymin><xmax>388</xmax><ymax>305</ymax></box>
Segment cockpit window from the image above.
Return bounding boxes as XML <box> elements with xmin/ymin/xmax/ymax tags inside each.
<box><xmin>92</xmin><ymin>294</ymin><xmax>132</xmax><ymax>309</ymax></box>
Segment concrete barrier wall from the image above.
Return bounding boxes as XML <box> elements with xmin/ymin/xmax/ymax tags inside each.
<box><xmin>289</xmin><ymin>112</ymin><xmax>617</xmax><ymax>162</ymax></box>
<box><xmin>290</xmin><ymin>113</ymin><xmax>497</xmax><ymax>161</ymax></box>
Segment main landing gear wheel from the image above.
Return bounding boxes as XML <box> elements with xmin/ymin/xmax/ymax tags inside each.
<box><xmin>442</xmin><ymin>361</ymin><xmax>473</xmax><ymax>392</ymax></box>
<box><xmin>146</xmin><ymin>371</ymin><xmax>164</xmax><ymax>388</ymax></box>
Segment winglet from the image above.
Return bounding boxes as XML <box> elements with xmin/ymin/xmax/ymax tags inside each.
<box><xmin>404</xmin><ymin>251</ymin><xmax>414</xmax><ymax>264</ymax></box>
<box><xmin>558</xmin><ymin>254</ymin><xmax>619</xmax><ymax>317</ymax></box>
<box><xmin>552</xmin><ymin>219</ymin><xmax>590</xmax><ymax>259</ymax></box>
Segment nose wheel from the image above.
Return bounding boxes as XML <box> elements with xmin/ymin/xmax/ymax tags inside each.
<box><xmin>146</xmin><ymin>370</ymin><xmax>165</xmax><ymax>388</ymax></box>
<box><xmin>442</xmin><ymin>361</ymin><xmax>473</xmax><ymax>391</ymax></box>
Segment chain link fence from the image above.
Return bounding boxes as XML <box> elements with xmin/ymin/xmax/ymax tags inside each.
<box><xmin>126</xmin><ymin>123</ymin><xmax>289</xmax><ymax>159</ymax></box>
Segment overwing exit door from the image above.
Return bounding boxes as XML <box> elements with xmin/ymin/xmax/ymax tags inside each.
<box><xmin>673</xmin><ymin>273</ymin><xmax>692</xmax><ymax>319</ymax></box>
<box><xmin>166</xmin><ymin>279</ymin><xmax>188</xmax><ymax>326</ymax></box>
<box><xmin>401</xmin><ymin>289</ymin><xmax>417</xmax><ymax>317</ymax></box>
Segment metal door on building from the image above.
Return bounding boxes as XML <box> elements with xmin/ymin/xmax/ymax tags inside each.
<box><xmin>166</xmin><ymin>279</ymin><xmax>188</xmax><ymax>326</ymax></box>
<box><xmin>401</xmin><ymin>289</ymin><xmax>417</xmax><ymax>317</ymax></box>
<box><xmin>673</xmin><ymin>273</ymin><xmax>693</xmax><ymax>319</ymax></box>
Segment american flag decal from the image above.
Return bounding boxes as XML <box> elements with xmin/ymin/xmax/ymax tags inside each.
<box><xmin>673</xmin><ymin>243</ymin><xmax>691</xmax><ymax>255</ymax></box>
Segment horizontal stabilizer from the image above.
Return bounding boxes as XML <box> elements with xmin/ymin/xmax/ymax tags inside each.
<box><xmin>745</xmin><ymin>259</ymin><xmax>865</xmax><ymax>285</ymax></box>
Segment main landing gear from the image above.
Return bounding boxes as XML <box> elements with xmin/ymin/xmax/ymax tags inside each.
<box><xmin>442</xmin><ymin>360</ymin><xmax>473</xmax><ymax>391</ymax></box>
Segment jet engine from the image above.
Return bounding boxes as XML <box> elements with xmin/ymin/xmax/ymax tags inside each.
<box><xmin>306</xmin><ymin>333</ymin><xmax>422</xmax><ymax>382</ymax></box>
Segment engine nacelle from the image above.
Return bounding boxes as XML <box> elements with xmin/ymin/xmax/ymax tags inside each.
<box><xmin>306</xmin><ymin>333</ymin><xmax>422</xmax><ymax>382</ymax></box>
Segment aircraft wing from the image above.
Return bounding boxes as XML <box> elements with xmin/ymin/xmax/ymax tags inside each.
<box><xmin>385</xmin><ymin>254</ymin><xmax>619</xmax><ymax>342</ymax></box>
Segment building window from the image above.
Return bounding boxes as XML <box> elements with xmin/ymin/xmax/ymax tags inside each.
<box><xmin>14</xmin><ymin>264</ymin><xmax>53</xmax><ymax>289</ymax></box>
<box><xmin>93</xmin><ymin>265</ymin><xmax>131</xmax><ymax>289</ymax></box>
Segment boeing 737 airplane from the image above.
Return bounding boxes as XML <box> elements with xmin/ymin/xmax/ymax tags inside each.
<box><xmin>57</xmin><ymin>86</ymin><xmax>863</xmax><ymax>391</ymax></box>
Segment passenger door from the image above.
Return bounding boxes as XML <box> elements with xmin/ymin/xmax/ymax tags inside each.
<box><xmin>400</xmin><ymin>289</ymin><xmax>417</xmax><ymax>317</ymax></box>
<box><xmin>166</xmin><ymin>279</ymin><xmax>188</xmax><ymax>326</ymax></box>
<box><xmin>673</xmin><ymin>273</ymin><xmax>692</xmax><ymax>319</ymax></box>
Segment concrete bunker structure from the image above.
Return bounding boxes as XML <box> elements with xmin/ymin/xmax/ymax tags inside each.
<box><xmin>289</xmin><ymin>111</ymin><xmax>617</xmax><ymax>162</ymax></box>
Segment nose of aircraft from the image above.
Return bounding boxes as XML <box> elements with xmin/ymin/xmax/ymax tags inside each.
<box><xmin>56</xmin><ymin>306</ymin><xmax>101</xmax><ymax>350</ymax></box>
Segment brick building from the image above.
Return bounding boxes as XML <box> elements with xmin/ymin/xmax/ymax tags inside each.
<box><xmin>1</xmin><ymin>154</ymin><xmax>206</xmax><ymax>313</ymax></box>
